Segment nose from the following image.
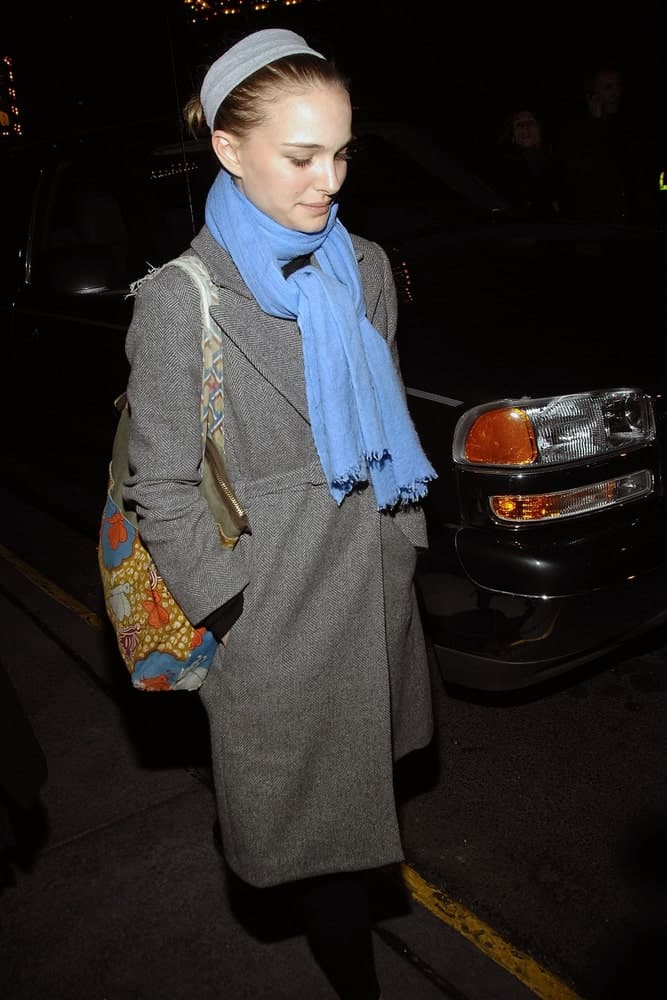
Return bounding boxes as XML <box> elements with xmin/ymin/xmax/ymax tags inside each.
<box><xmin>316</xmin><ymin>157</ymin><xmax>346</xmax><ymax>196</ymax></box>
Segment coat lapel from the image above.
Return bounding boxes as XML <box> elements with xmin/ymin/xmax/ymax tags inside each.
<box><xmin>214</xmin><ymin>290</ymin><xmax>311</xmax><ymax>423</ymax></box>
<box><xmin>190</xmin><ymin>226</ymin><xmax>382</xmax><ymax>424</ymax></box>
<box><xmin>192</xmin><ymin>228</ymin><xmax>310</xmax><ymax>421</ymax></box>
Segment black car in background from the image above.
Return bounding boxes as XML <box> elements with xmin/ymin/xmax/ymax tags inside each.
<box><xmin>2</xmin><ymin>119</ymin><xmax>667</xmax><ymax>692</ymax></box>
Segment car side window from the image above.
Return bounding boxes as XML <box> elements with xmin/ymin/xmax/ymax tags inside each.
<box><xmin>24</xmin><ymin>140</ymin><xmax>219</xmax><ymax>296</ymax></box>
<box><xmin>31</xmin><ymin>158</ymin><xmax>131</xmax><ymax>294</ymax></box>
<box><xmin>137</xmin><ymin>144</ymin><xmax>218</xmax><ymax>266</ymax></box>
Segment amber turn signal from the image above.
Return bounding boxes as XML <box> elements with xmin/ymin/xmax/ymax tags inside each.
<box><xmin>490</xmin><ymin>471</ymin><xmax>653</xmax><ymax>523</ymax></box>
<box><xmin>464</xmin><ymin>407</ymin><xmax>538</xmax><ymax>465</ymax></box>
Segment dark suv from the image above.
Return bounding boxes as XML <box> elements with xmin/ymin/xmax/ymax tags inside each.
<box><xmin>3</xmin><ymin>120</ymin><xmax>667</xmax><ymax>691</ymax></box>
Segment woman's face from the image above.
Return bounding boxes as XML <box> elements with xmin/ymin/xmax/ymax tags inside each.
<box><xmin>512</xmin><ymin>111</ymin><xmax>541</xmax><ymax>148</ymax></box>
<box><xmin>213</xmin><ymin>84</ymin><xmax>353</xmax><ymax>232</ymax></box>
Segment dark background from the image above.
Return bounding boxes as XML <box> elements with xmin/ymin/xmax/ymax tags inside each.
<box><xmin>4</xmin><ymin>0</ymin><xmax>667</xmax><ymax>170</ymax></box>
<box><xmin>2</xmin><ymin>7</ymin><xmax>667</xmax><ymax>998</ymax></box>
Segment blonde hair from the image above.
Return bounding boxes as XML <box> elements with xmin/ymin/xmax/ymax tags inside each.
<box><xmin>184</xmin><ymin>53</ymin><xmax>349</xmax><ymax>138</ymax></box>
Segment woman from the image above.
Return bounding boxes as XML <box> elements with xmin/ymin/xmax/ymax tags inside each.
<box><xmin>490</xmin><ymin>107</ymin><xmax>561</xmax><ymax>219</ymax></box>
<box><xmin>124</xmin><ymin>27</ymin><xmax>436</xmax><ymax>999</ymax></box>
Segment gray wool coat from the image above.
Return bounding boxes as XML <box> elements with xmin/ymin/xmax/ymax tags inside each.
<box><xmin>124</xmin><ymin>225</ymin><xmax>434</xmax><ymax>888</ymax></box>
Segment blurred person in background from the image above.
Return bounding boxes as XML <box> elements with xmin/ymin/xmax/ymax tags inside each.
<box><xmin>553</xmin><ymin>63</ymin><xmax>655</xmax><ymax>223</ymax></box>
<box><xmin>486</xmin><ymin>105</ymin><xmax>561</xmax><ymax>219</ymax></box>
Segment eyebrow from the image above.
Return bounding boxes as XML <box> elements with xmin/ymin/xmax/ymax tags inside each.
<box><xmin>281</xmin><ymin>137</ymin><xmax>354</xmax><ymax>151</ymax></box>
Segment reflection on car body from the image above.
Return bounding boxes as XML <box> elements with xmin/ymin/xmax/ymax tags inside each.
<box><xmin>2</xmin><ymin>118</ymin><xmax>667</xmax><ymax>691</ymax></box>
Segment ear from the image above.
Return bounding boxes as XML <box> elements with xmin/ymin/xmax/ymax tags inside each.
<box><xmin>211</xmin><ymin>130</ymin><xmax>243</xmax><ymax>177</ymax></box>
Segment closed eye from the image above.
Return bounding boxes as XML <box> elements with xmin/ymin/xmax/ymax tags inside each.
<box><xmin>289</xmin><ymin>148</ymin><xmax>354</xmax><ymax>169</ymax></box>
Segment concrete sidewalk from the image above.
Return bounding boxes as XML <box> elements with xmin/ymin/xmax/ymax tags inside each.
<box><xmin>0</xmin><ymin>486</ymin><xmax>540</xmax><ymax>1000</ymax></box>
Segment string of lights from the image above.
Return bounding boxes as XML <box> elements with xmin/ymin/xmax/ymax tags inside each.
<box><xmin>0</xmin><ymin>56</ymin><xmax>21</xmax><ymax>138</ymax></box>
<box><xmin>183</xmin><ymin>0</ymin><xmax>304</xmax><ymax>23</ymax></box>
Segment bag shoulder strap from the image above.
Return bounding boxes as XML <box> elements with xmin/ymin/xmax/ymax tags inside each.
<box><xmin>118</xmin><ymin>254</ymin><xmax>247</xmax><ymax>542</ymax></box>
<box><xmin>128</xmin><ymin>253</ymin><xmax>224</xmax><ymax>452</ymax></box>
<box><xmin>163</xmin><ymin>255</ymin><xmax>248</xmax><ymax>541</ymax></box>
<box><xmin>163</xmin><ymin>254</ymin><xmax>224</xmax><ymax>455</ymax></box>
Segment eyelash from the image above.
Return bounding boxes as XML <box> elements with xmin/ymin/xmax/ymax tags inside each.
<box><xmin>290</xmin><ymin>150</ymin><xmax>353</xmax><ymax>169</ymax></box>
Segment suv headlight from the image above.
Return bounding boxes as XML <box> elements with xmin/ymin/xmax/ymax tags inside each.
<box><xmin>453</xmin><ymin>389</ymin><xmax>656</xmax><ymax>524</ymax></box>
<box><xmin>453</xmin><ymin>389</ymin><xmax>655</xmax><ymax>467</ymax></box>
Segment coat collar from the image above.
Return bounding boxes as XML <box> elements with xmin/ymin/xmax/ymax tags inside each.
<box><xmin>191</xmin><ymin>224</ymin><xmax>367</xmax><ymax>293</ymax></box>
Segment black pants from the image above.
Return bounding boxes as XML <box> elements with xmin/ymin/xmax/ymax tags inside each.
<box><xmin>296</xmin><ymin>870</ymin><xmax>381</xmax><ymax>1000</ymax></box>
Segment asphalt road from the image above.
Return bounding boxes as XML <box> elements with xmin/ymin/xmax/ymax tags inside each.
<box><xmin>1</xmin><ymin>466</ymin><xmax>665</xmax><ymax>1000</ymax></box>
<box><xmin>399</xmin><ymin>633</ymin><xmax>667</xmax><ymax>999</ymax></box>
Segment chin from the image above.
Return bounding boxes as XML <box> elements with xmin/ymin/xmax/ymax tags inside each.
<box><xmin>299</xmin><ymin>216</ymin><xmax>330</xmax><ymax>234</ymax></box>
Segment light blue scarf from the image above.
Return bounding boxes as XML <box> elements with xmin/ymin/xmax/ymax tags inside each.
<box><xmin>205</xmin><ymin>169</ymin><xmax>436</xmax><ymax>510</ymax></box>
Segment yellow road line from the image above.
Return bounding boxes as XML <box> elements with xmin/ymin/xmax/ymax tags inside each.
<box><xmin>0</xmin><ymin>541</ymin><xmax>584</xmax><ymax>1000</ymax></box>
<box><xmin>401</xmin><ymin>864</ymin><xmax>584</xmax><ymax>1000</ymax></box>
<box><xmin>0</xmin><ymin>543</ymin><xmax>105</xmax><ymax>631</ymax></box>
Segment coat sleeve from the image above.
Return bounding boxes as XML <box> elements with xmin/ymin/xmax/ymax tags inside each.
<box><xmin>123</xmin><ymin>265</ymin><xmax>251</xmax><ymax>628</ymax></box>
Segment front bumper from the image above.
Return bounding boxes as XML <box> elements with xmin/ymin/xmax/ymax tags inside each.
<box><xmin>416</xmin><ymin>503</ymin><xmax>667</xmax><ymax>690</ymax></box>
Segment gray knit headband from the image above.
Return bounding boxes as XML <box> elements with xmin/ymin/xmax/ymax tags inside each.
<box><xmin>200</xmin><ymin>28</ymin><xmax>325</xmax><ymax>130</ymax></box>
